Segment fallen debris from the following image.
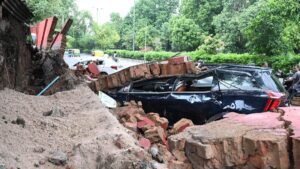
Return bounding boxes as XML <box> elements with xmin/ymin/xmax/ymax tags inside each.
<box><xmin>171</xmin><ymin>118</ymin><xmax>194</xmax><ymax>134</ymax></box>
<box><xmin>48</xmin><ymin>150</ymin><xmax>68</xmax><ymax>166</ymax></box>
<box><xmin>43</xmin><ymin>107</ymin><xmax>65</xmax><ymax>117</ymax></box>
<box><xmin>168</xmin><ymin>108</ymin><xmax>300</xmax><ymax>169</ymax></box>
<box><xmin>11</xmin><ymin>116</ymin><xmax>26</xmax><ymax>128</ymax></box>
<box><xmin>0</xmin><ymin>86</ymin><xmax>163</xmax><ymax>169</ymax></box>
<box><xmin>114</xmin><ymin>102</ymin><xmax>194</xmax><ymax>167</ymax></box>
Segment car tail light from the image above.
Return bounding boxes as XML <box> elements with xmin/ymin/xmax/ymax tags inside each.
<box><xmin>264</xmin><ymin>91</ymin><xmax>285</xmax><ymax>111</ymax></box>
<box><xmin>111</xmin><ymin>66</ymin><xmax>118</xmax><ymax>70</ymax></box>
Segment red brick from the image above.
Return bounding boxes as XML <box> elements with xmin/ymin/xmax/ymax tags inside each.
<box><xmin>168</xmin><ymin>56</ymin><xmax>190</xmax><ymax>65</ymax></box>
<box><xmin>185</xmin><ymin>62</ymin><xmax>197</xmax><ymax>74</ymax></box>
<box><xmin>149</xmin><ymin>64</ymin><xmax>161</xmax><ymax>76</ymax></box>
<box><xmin>139</xmin><ymin>138</ymin><xmax>151</xmax><ymax>150</ymax></box>
<box><xmin>167</xmin><ymin>63</ymin><xmax>187</xmax><ymax>75</ymax></box>
<box><xmin>173</xmin><ymin>118</ymin><xmax>194</xmax><ymax>134</ymax></box>
<box><xmin>147</xmin><ymin>113</ymin><xmax>169</xmax><ymax>129</ymax></box>
<box><xmin>144</xmin><ymin>127</ymin><xmax>161</xmax><ymax>143</ymax></box>
<box><xmin>134</xmin><ymin>113</ymin><xmax>145</xmax><ymax>122</ymax></box>
<box><xmin>160</xmin><ymin>64</ymin><xmax>168</xmax><ymax>76</ymax></box>
<box><xmin>137</xmin><ymin>117</ymin><xmax>155</xmax><ymax>130</ymax></box>
<box><xmin>157</xmin><ymin>126</ymin><xmax>168</xmax><ymax>146</ymax></box>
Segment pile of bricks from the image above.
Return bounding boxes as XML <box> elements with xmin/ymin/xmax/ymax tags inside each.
<box><xmin>114</xmin><ymin>101</ymin><xmax>194</xmax><ymax>169</ymax></box>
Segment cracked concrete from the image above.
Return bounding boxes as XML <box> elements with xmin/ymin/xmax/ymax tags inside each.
<box><xmin>169</xmin><ymin>109</ymin><xmax>300</xmax><ymax>169</ymax></box>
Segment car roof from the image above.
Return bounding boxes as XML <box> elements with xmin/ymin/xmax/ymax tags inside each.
<box><xmin>203</xmin><ymin>64</ymin><xmax>270</xmax><ymax>71</ymax></box>
<box><xmin>131</xmin><ymin>64</ymin><xmax>271</xmax><ymax>84</ymax></box>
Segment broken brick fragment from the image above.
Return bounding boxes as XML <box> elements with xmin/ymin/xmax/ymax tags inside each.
<box><xmin>134</xmin><ymin>113</ymin><xmax>145</xmax><ymax>122</ymax></box>
<box><xmin>137</xmin><ymin>117</ymin><xmax>155</xmax><ymax>130</ymax></box>
<box><xmin>172</xmin><ymin>118</ymin><xmax>194</xmax><ymax>134</ymax></box>
<box><xmin>185</xmin><ymin>62</ymin><xmax>197</xmax><ymax>74</ymax></box>
<box><xmin>147</xmin><ymin>113</ymin><xmax>169</xmax><ymax>130</ymax></box>
<box><xmin>144</xmin><ymin>126</ymin><xmax>168</xmax><ymax>146</ymax></box>
<box><xmin>139</xmin><ymin>138</ymin><xmax>151</xmax><ymax>150</ymax></box>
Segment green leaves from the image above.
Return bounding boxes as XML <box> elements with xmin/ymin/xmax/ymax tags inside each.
<box><xmin>92</xmin><ymin>23</ymin><xmax>120</xmax><ymax>50</ymax></box>
<box><xmin>244</xmin><ymin>0</ymin><xmax>300</xmax><ymax>55</ymax></box>
<box><xmin>169</xmin><ymin>16</ymin><xmax>203</xmax><ymax>51</ymax></box>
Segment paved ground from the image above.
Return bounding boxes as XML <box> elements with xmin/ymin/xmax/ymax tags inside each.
<box><xmin>63</xmin><ymin>53</ymin><xmax>146</xmax><ymax>69</ymax></box>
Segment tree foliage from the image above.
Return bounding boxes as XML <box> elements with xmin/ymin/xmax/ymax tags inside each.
<box><xmin>169</xmin><ymin>16</ymin><xmax>202</xmax><ymax>51</ymax></box>
<box><xmin>92</xmin><ymin>23</ymin><xmax>120</xmax><ymax>50</ymax></box>
<box><xmin>26</xmin><ymin>0</ymin><xmax>300</xmax><ymax>55</ymax></box>
<box><xmin>245</xmin><ymin>0</ymin><xmax>300</xmax><ymax>55</ymax></box>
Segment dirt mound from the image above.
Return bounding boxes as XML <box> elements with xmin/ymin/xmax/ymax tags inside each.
<box><xmin>0</xmin><ymin>85</ymin><xmax>159</xmax><ymax>169</ymax></box>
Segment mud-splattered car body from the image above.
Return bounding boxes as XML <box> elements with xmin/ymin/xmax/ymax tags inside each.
<box><xmin>108</xmin><ymin>64</ymin><xmax>286</xmax><ymax>125</ymax></box>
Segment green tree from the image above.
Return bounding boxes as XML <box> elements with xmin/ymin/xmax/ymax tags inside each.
<box><xmin>180</xmin><ymin>0</ymin><xmax>223</xmax><ymax>34</ymax></box>
<box><xmin>212</xmin><ymin>0</ymin><xmax>259</xmax><ymax>53</ymax></box>
<box><xmin>26</xmin><ymin>0</ymin><xmax>76</xmax><ymax>25</ymax></box>
<box><xmin>116</xmin><ymin>0</ymin><xmax>179</xmax><ymax>50</ymax></box>
<box><xmin>136</xmin><ymin>25</ymin><xmax>161</xmax><ymax>50</ymax></box>
<box><xmin>161</xmin><ymin>22</ymin><xmax>172</xmax><ymax>51</ymax></box>
<box><xmin>92</xmin><ymin>23</ymin><xmax>120</xmax><ymax>49</ymax></box>
<box><xmin>169</xmin><ymin>16</ymin><xmax>202</xmax><ymax>51</ymax></box>
<box><xmin>245</xmin><ymin>0</ymin><xmax>300</xmax><ymax>55</ymax></box>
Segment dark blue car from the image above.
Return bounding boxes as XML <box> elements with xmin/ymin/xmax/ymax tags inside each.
<box><xmin>108</xmin><ymin>64</ymin><xmax>286</xmax><ymax>125</ymax></box>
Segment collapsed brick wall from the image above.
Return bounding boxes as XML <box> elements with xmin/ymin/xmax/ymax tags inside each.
<box><xmin>0</xmin><ymin>7</ymin><xmax>32</xmax><ymax>91</ymax></box>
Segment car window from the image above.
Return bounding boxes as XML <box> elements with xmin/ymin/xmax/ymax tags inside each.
<box><xmin>214</xmin><ymin>72</ymin><xmax>260</xmax><ymax>91</ymax></box>
<box><xmin>132</xmin><ymin>78</ymin><xmax>175</xmax><ymax>92</ymax></box>
<box><xmin>254</xmin><ymin>71</ymin><xmax>285</xmax><ymax>92</ymax></box>
<box><xmin>191</xmin><ymin>76</ymin><xmax>213</xmax><ymax>87</ymax></box>
<box><xmin>174</xmin><ymin>76</ymin><xmax>213</xmax><ymax>92</ymax></box>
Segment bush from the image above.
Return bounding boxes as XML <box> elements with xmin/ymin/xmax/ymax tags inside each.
<box><xmin>105</xmin><ymin>50</ymin><xmax>300</xmax><ymax>72</ymax></box>
<box><xmin>105</xmin><ymin>50</ymin><xmax>177</xmax><ymax>61</ymax></box>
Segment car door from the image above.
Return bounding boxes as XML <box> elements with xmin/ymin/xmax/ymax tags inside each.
<box><xmin>215</xmin><ymin>69</ymin><xmax>269</xmax><ymax>114</ymax></box>
<box><xmin>165</xmin><ymin>74</ymin><xmax>223</xmax><ymax>125</ymax></box>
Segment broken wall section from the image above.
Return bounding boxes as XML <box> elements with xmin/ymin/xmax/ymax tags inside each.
<box><xmin>0</xmin><ymin>5</ymin><xmax>32</xmax><ymax>91</ymax></box>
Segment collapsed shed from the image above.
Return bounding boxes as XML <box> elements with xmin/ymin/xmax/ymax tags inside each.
<box><xmin>0</xmin><ymin>0</ymin><xmax>79</xmax><ymax>95</ymax></box>
<box><xmin>0</xmin><ymin>0</ymin><xmax>33</xmax><ymax>91</ymax></box>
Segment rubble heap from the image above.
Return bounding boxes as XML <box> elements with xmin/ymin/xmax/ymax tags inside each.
<box><xmin>114</xmin><ymin>103</ymin><xmax>300</xmax><ymax>169</ymax></box>
<box><xmin>0</xmin><ymin>86</ymin><xmax>163</xmax><ymax>169</ymax></box>
<box><xmin>169</xmin><ymin>107</ymin><xmax>300</xmax><ymax>169</ymax></box>
<box><xmin>113</xmin><ymin>102</ymin><xmax>195</xmax><ymax>169</ymax></box>
<box><xmin>0</xmin><ymin>0</ymin><xmax>80</xmax><ymax>95</ymax></box>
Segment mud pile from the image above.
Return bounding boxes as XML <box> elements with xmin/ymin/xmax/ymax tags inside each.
<box><xmin>0</xmin><ymin>86</ymin><xmax>163</xmax><ymax>169</ymax></box>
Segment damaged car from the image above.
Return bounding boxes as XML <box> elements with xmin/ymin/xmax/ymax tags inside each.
<box><xmin>108</xmin><ymin>64</ymin><xmax>286</xmax><ymax>125</ymax></box>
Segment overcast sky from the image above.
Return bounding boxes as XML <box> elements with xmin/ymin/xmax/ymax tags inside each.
<box><xmin>76</xmin><ymin>0</ymin><xmax>135</xmax><ymax>24</ymax></box>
